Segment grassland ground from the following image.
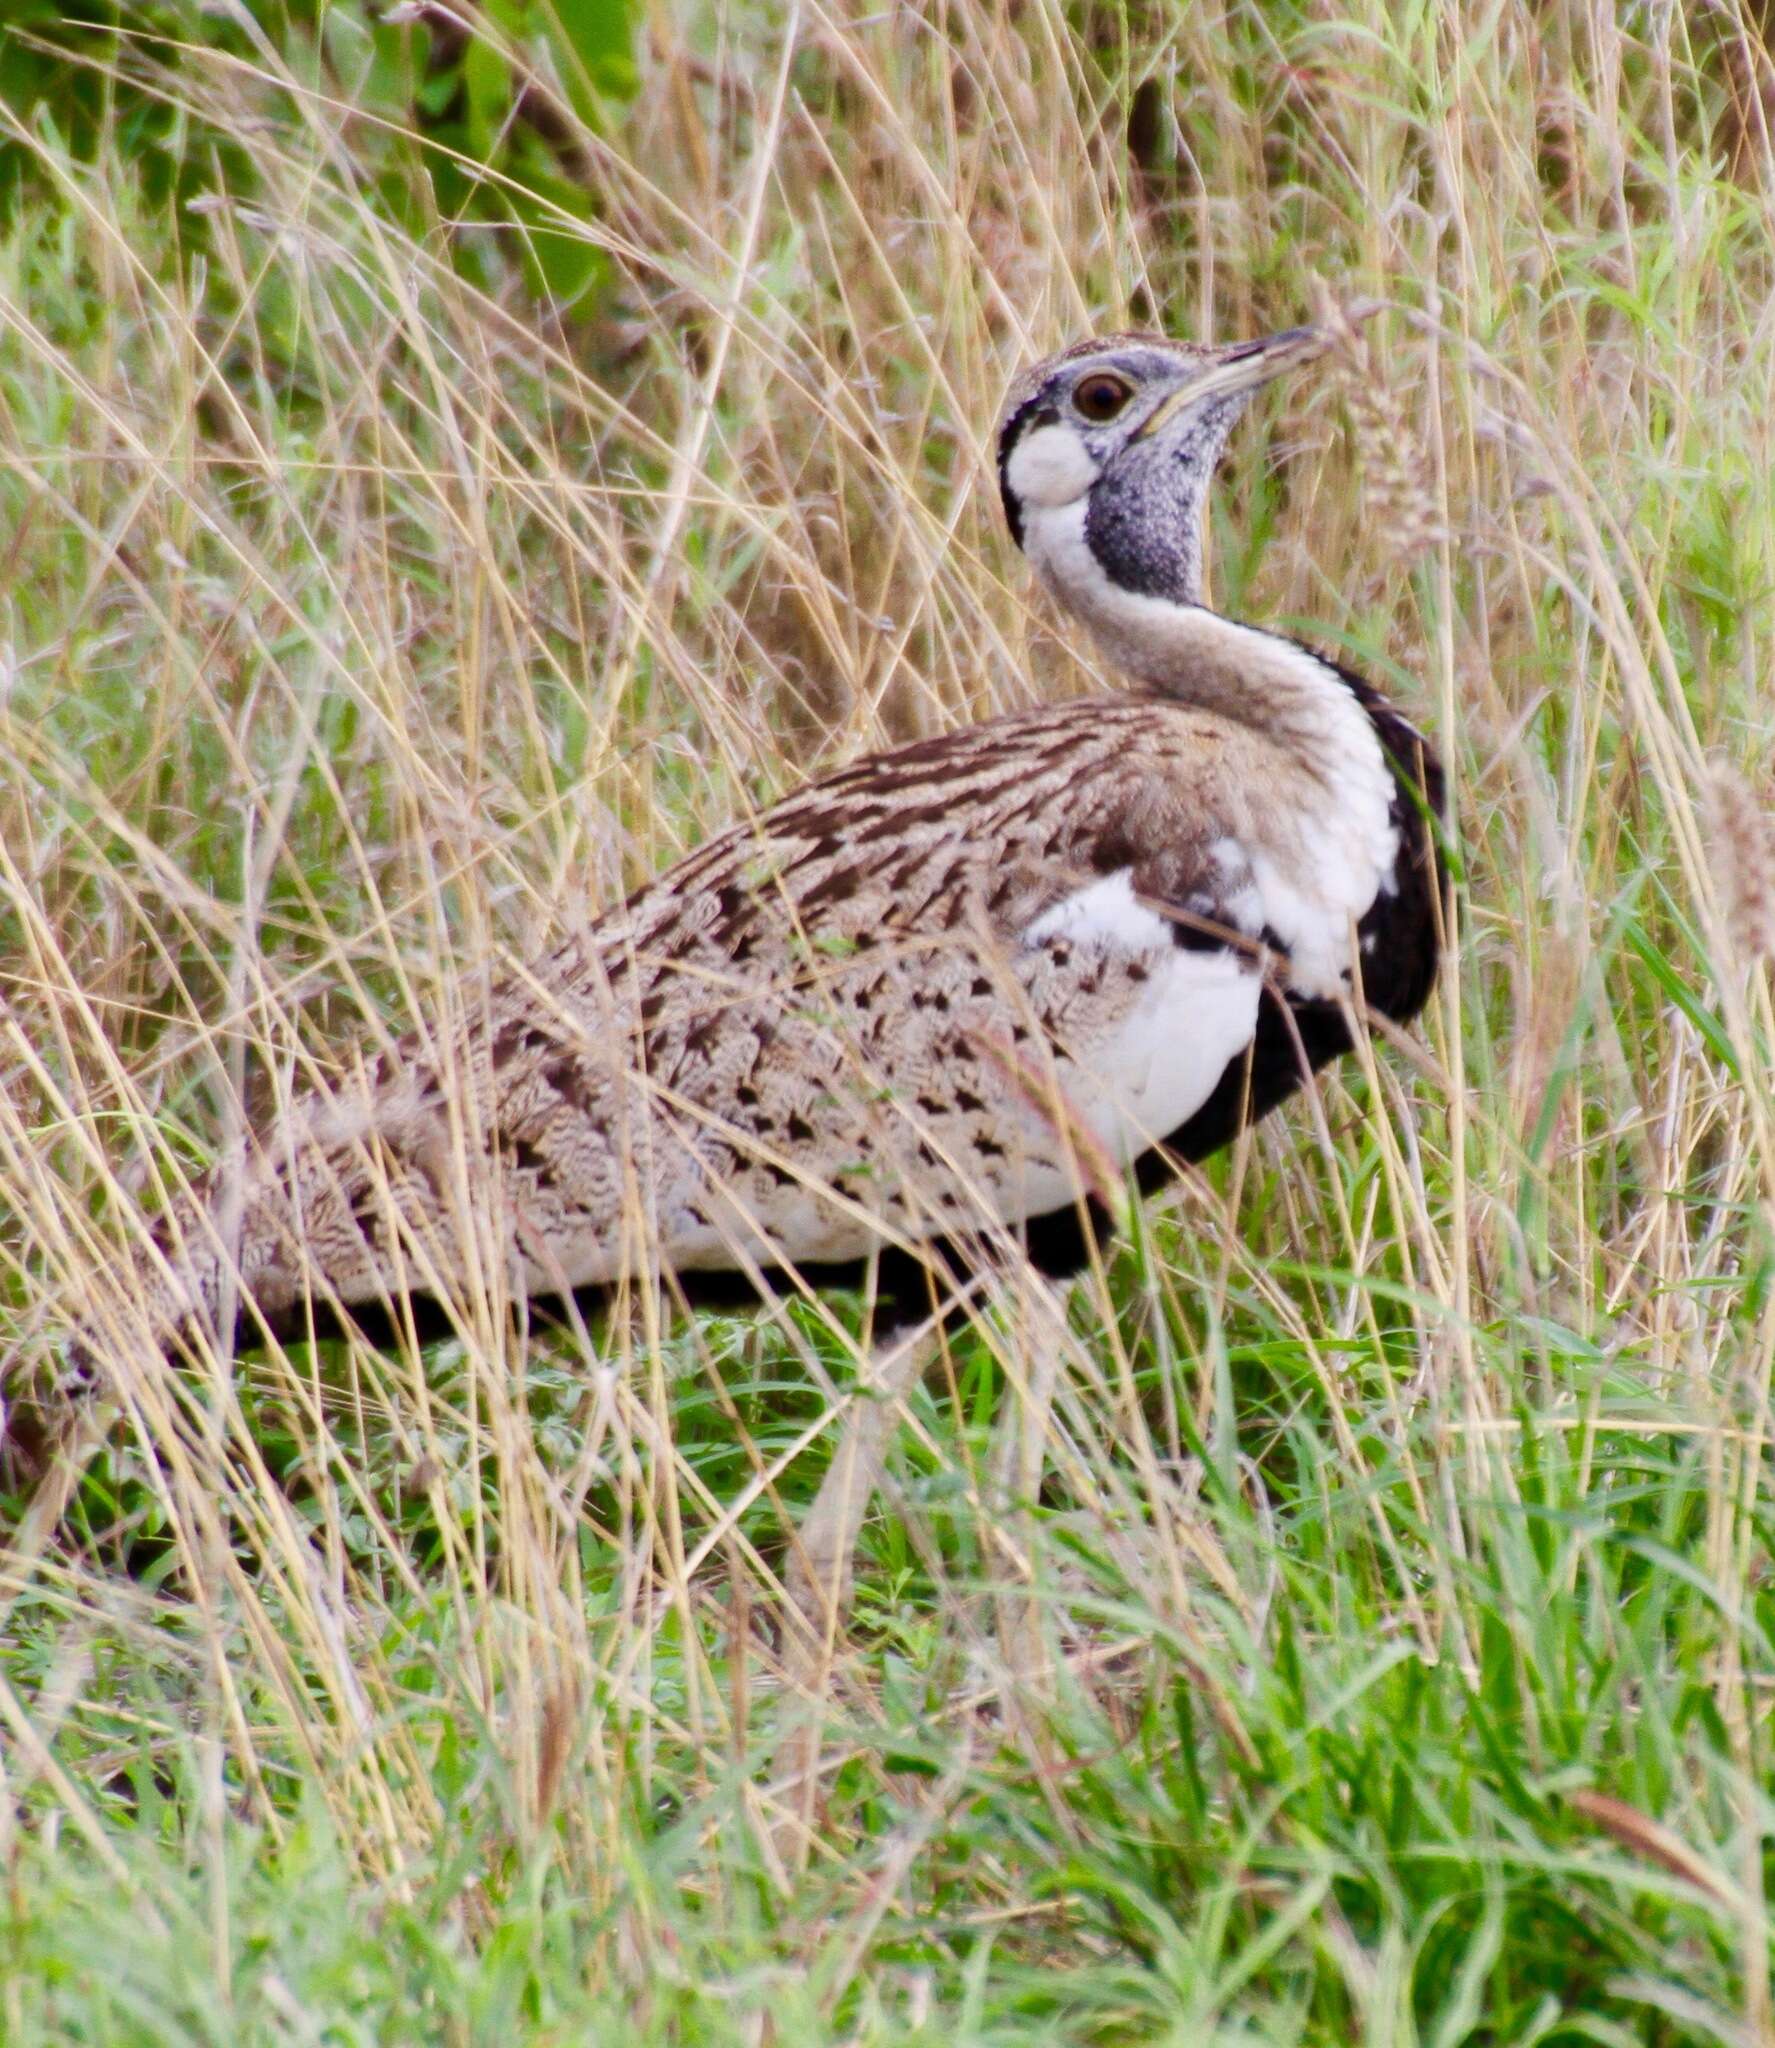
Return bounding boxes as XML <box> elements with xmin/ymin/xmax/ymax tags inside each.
<box><xmin>2</xmin><ymin>3</ymin><xmax>1775</xmax><ymax>2041</ymax></box>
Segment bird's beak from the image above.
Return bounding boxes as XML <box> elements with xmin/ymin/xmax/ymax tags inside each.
<box><xmin>1132</xmin><ymin>325</ymin><xmax>1328</xmax><ymax>443</ymax></box>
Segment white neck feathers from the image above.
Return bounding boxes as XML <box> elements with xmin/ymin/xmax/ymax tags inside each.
<box><xmin>1021</xmin><ymin>495</ymin><xmax>1405</xmax><ymax>998</ymax></box>
<box><xmin>1022</xmin><ymin>497</ymin><xmax>1383</xmax><ymax>783</ymax></box>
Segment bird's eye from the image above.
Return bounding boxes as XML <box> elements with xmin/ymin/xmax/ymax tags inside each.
<box><xmin>1072</xmin><ymin>373</ymin><xmax>1134</xmax><ymax>423</ymax></box>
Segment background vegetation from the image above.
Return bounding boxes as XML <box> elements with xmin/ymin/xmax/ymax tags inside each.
<box><xmin>2</xmin><ymin>1</ymin><xmax>1775</xmax><ymax>2040</ymax></box>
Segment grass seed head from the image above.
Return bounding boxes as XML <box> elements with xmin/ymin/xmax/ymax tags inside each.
<box><xmin>1707</xmin><ymin>759</ymin><xmax>1775</xmax><ymax>962</ymax></box>
<box><xmin>1310</xmin><ymin>278</ymin><xmax>1445</xmax><ymax>566</ymax></box>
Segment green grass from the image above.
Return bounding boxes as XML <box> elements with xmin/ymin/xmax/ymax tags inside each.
<box><xmin>4</xmin><ymin>2</ymin><xmax>1775</xmax><ymax>2041</ymax></box>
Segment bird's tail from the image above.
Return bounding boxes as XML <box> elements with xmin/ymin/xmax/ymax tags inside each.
<box><xmin>7</xmin><ymin>1072</ymin><xmax>490</xmax><ymax>1460</ymax></box>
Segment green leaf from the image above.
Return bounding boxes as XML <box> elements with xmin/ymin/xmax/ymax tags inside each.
<box><xmin>543</xmin><ymin>0</ymin><xmax>637</xmax><ymax>104</ymax></box>
<box><xmin>508</xmin><ymin>165</ymin><xmax>605</xmax><ymax>312</ymax></box>
<box><xmin>1620</xmin><ymin>916</ymin><xmax>1737</xmax><ymax>1074</ymax></box>
<box><xmin>461</xmin><ymin>31</ymin><xmax>512</xmax><ymax>163</ymax></box>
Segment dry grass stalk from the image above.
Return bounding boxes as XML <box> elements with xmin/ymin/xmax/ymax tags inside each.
<box><xmin>1566</xmin><ymin>1788</ymin><xmax>1736</xmax><ymax>1906</ymax></box>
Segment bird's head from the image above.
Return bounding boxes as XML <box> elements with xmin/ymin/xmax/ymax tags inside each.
<box><xmin>996</xmin><ymin>327</ymin><xmax>1325</xmax><ymax>622</ymax></box>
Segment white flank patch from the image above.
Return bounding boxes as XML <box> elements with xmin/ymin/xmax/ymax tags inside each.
<box><xmin>1022</xmin><ymin>870</ymin><xmax>1261</xmax><ymax>1172</ymax></box>
<box><xmin>1003</xmin><ymin>422</ymin><xmax>1099</xmax><ymax>510</ymax></box>
<box><xmin>1024</xmin><ymin>866</ymin><xmax>1165</xmax><ymax>952</ymax></box>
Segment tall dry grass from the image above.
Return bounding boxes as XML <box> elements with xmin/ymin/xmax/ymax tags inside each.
<box><xmin>1</xmin><ymin>2</ymin><xmax>1774</xmax><ymax>2039</ymax></box>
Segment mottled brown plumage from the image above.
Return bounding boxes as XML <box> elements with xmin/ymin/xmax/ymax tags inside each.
<box><xmin>54</xmin><ymin>325</ymin><xmax>1445</xmax><ymax>1393</ymax></box>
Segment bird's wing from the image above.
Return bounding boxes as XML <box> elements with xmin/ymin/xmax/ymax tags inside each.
<box><xmin>108</xmin><ymin>699</ymin><xmax>1281</xmax><ymax>1353</ymax></box>
<box><xmin>474</xmin><ymin>697</ymin><xmax>1277</xmax><ymax>1282</ymax></box>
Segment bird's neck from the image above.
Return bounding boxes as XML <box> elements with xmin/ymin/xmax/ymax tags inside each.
<box><xmin>1024</xmin><ymin>498</ymin><xmax>1387</xmax><ymax>789</ymax></box>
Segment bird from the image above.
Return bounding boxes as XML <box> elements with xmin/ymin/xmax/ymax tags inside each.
<box><xmin>23</xmin><ymin>324</ymin><xmax>1444</xmax><ymax>1636</ymax></box>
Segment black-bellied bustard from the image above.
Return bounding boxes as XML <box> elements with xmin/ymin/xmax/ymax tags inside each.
<box><xmin>14</xmin><ymin>325</ymin><xmax>1445</xmax><ymax>1683</ymax></box>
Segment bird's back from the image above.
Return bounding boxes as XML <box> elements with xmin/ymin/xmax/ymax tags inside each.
<box><xmin>123</xmin><ymin>686</ymin><xmax>1437</xmax><ymax>1359</ymax></box>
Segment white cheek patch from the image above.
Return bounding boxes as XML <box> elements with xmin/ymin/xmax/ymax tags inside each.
<box><xmin>1004</xmin><ymin>422</ymin><xmax>1099</xmax><ymax>509</ymax></box>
